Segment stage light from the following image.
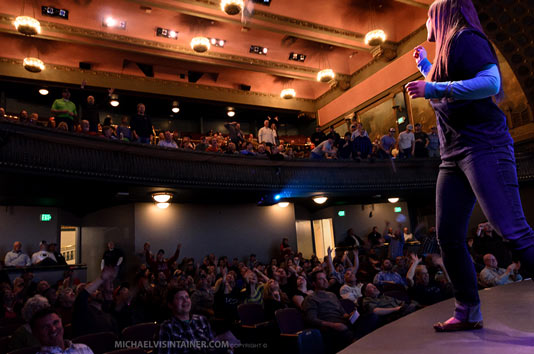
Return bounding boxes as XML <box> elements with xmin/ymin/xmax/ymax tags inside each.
<box><xmin>250</xmin><ymin>45</ymin><xmax>268</xmax><ymax>55</ymax></box>
<box><xmin>278</xmin><ymin>202</ymin><xmax>289</xmax><ymax>208</ymax></box>
<box><xmin>289</xmin><ymin>52</ymin><xmax>306</xmax><ymax>62</ymax></box>
<box><xmin>388</xmin><ymin>198</ymin><xmax>399</xmax><ymax>203</ymax></box>
<box><xmin>41</xmin><ymin>6</ymin><xmax>69</xmax><ymax>19</ymax></box>
<box><xmin>103</xmin><ymin>17</ymin><xmax>126</xmax><ymax>29</ymax></box>
<box><xmin>152</xmin><ymin>192</ymin><xmax>173</xmax><ymax>203</ymax></box>
<box><xmin>157</xmin><ymin>27</ymin><xmax>178</xmax><ymax>39</ymax></box>
<box><xmin>39</xmin><ymin>88</ymin><xmax>49</xmax><ymax>96</ymax></box>
<box><xmin>274</xmin><ymin>194</ymin><xmax>281</xmax><ymax>201</ymax></box>
<box><xmin>313</xmin><ymin>196</ymin><xmax>328</xmax><ymax>204</ymax></box>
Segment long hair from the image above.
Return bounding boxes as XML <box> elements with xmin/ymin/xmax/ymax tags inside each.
<box><xmin>428</xmin><ymin>0</ymin><xmax>503</xmax><ymax>100</ymax></box>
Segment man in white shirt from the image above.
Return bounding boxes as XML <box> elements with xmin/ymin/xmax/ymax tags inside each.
<box><xmin>258</xmin><ymin>120</ymin><xmax>275</xmax><ymax>145</ymax></box>
<box><xmin>4</xmin><ymin>241</ymin><xmax>31</xmax><ymax>266</ymax></box>
<box><xmin>31</xmin><ymin>241</ymin><xmax>57</xmax><ymax>265</ymax></box>
<box><xmin>403</xmin><ymin>227</ymin><xmax>416</xmax><ymax>242</ymax></box>
<box><xmin>158</xmin><ymin>131</ymin><xmax>178</xmax><ymax>149</ymax></box>
<box><xmin>397</xmin><ymin>124</ymin><xmax>415</xmax><ymax>159</ymax></box>
<box><xmin>479</xmin><ymin>254</ymin><xmax>522</xmax><ymax>287</ymax></box>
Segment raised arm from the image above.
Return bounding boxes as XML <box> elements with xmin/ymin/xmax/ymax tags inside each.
<box><xmin>406</xmin><ymin>253</ymin><xmax>421</xmax><ymax>287</ymax></box>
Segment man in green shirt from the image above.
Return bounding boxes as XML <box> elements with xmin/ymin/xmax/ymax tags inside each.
<box><xmin>51</xmin><ymin>89</ymin><xmax>77</xmax><ymax>131</ymax></box>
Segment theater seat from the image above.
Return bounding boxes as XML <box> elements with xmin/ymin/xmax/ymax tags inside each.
<box><xmin>73</xmin><ymin>331</ymin><xmax>118</xmax><ymax>354</ymax></box>
<box><xmin>339</xmin><ymin>298</ymin><xmax>356</xmax><ymax>314</ymax></box>
<box><xmin>121</xmin><ymin>322</ymin><xmax>159</xmax><ymax>342</ymax></box>
<box><xmin>1</xmin><ymin>336</ymin><xmax>10</xmax><ymax>354</ymax></box>
<box><xmin>237</xmin><ymin>304</ymin><xmax>270</xmax><ymax>328</ymax></box>
<box><xmin>275</xmin><ymin>308</ymin><xmax>305</xmax><ymax>335</ymax></box>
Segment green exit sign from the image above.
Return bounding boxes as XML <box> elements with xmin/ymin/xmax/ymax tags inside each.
<box><xmin>338</xmin><ymin>210</ymin><xmax>345</xmax><ymax>217</ymax></box>
<box><xmin>394</xmin><ymin>207</ymin><xmax>402</xmax><ymax>213</ymax></box>
<box><xmin>40</xmin><ymin>214</ymin><xmax>52</xmax><ymax>222</ymax></box>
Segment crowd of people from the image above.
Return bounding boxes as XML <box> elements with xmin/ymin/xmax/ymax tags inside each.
<box><xmin>0</xmin><ymin>220</ymin><xmax>522</xmax><ymax>353</ymax></box>
<box><xmin>0</xmin><ymin>90</ymin><xmax>441</xmax><ymax>161</ymax></box>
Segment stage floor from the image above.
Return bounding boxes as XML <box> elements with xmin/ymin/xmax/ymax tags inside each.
<box><xmin>340</xmin><ymin>281</ymin><xmax>534</xmax><ymax>354</ymax></box>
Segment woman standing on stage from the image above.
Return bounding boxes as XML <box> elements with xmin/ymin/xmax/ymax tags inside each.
<box><xmin>405</xmin><ymin>0</ymin><xmax>534</xmax><ymax>332</ymax></box>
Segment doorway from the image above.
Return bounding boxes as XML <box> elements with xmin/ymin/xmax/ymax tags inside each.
<box><xmin>312</xmin><ymin>218</ymin><xmax>335</xmax><ymax>260</ymax></box>
<box><xmin>60</xmin><ymin>226</ymin><xmax>79</xmax><ymax>265</ymax></box>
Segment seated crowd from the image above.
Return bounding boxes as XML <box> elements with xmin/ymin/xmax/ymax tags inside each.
<box><xmin>0</xmin><ymin>220</ymin><xmax>522</xmax><ymax>354</ymax></box>
<box><xmin>0</xmin><ymin>89</ymin><xmax>440</xmax><ymax>161</ymax></box>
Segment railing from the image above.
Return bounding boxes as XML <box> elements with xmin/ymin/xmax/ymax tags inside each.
<box><xmin>1</xmin><ymin>120</ymin><xmax>533</xmax><ymax>194</ymax></box>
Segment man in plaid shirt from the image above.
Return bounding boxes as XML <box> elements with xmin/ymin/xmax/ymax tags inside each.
<box><xmin>159</xmin><ymin>287</ymin><xmax>224</xmax><ymax>354</ymax></box>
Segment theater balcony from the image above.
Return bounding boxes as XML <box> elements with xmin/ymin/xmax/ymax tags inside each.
<box><xmin>1</xmin><ymin>120</ymin><xmax>534</xmax><ymax>215</ymax></box>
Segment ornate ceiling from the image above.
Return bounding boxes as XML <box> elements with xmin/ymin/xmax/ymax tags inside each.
<box><xmin>0</xmin><ymin>0</ymin><xmax>431</xmax><ymax>112</ymax></box>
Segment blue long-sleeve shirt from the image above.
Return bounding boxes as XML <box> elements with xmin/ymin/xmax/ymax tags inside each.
<box><xmin>417</xmin><ymin>58</ymin><xmax>500</xmax><ymax>100</ymax></box>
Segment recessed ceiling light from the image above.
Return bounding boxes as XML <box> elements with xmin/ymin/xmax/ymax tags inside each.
<box><xmin>152</xmin><ymin>192</ymin><xmax>173</xmax><ymax>203</ymax></box>
<box><xmin>39</xmin><ymin>88</ymin><xmax>49</xmax><ymax>95</ymax></box>
<box><xmin>278</xmin><ymin>202</ymin><xmax>289</xmax><ymax>208</ymax></box>
<box><xmin>388</xmin><ymin>197</ymin><xmax>399</xmax><ymax>203</ymax></box>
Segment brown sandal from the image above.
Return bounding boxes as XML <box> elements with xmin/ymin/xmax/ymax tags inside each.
<box><xmin>433</xmin><ymin>320</ymin><xmax>483</xmax><ymax>332</ymax></box>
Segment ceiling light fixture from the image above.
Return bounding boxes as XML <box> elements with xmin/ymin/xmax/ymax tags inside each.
<box><xmin>317</xmin><ymin>68</ymin><xmax>335</xmax><ymax>83</ymax></box>
<box><xmin>191</xmin><ymin>36</ymin><xmax>210</xmax><ymax>53</ymax></box>
<box><xmin>227</xmin><ymin>107</ymin><xmax>235</xmax><ymax>117</ymax></box>
<box><xmin>388</xmin><ymin>197</ymin><xmax>399</xmax><ymax>203</ymax></box>
<box><xmin>280</xmin><ymin>88</ymin><xmax>296</xmax><ymax>99</ymax></box>
<box><xmin>14</xmin><ymin>16</ymin><xmax>41</xmax><ymax>35</ymax></box>
<box><xmin>156</xmin><ymin>202</ymin><xmax>170</xmax><ymax>209</ymax></box>
<box><xmin>157</xmin><ymin>27</ymin><xmax>178</xmax><ymax>39</ymax></box>
<box><xmin>103</xmin><ymin>17</ymin><xmax>126</xmax><ymax>29</ymax></box>
<box><xmin>313</xmin><ymin>196</ymin><xmax>328</xmax><ymax>204</ymax></box>
<box><xmin>221</xmin><ymin>0</ymin><xmax>244</xmax><ymax>15</ymax></box>
<box><xmin>38</xmin><ymin>88</ymin><xmax>49</xmax><ymax>96</ymax></box>
<box><xmin>172</xmin><ymin>101</ymin><xmax>180</xmax><ymax>114</ymax></box>
<box><xmin>41</xmin><ymin>6</ymin><xmax>69</xmax><ymax>19</ymax></box>
<box><xmin>109</xmin><ymin>94</ymin><xmax>120</xmax><ymax>107</ymax></box>
<box><xmin>152</xmin><ymin>192</ymin><xmax>173</xmax><ymax>203</ymax></box>
<box><xmin>365</xmin><ymin>29</ymin><xmax>386</xmax><ymax>46</ymax></box>
<box><xmin>250</xmin><ymin>45</ymin><xmax>268</xmax><ymax>55</ymax></box>
<box><xmin>23</xmin><ymin>57</ymin><xmax>45</xmax><ymax>73</ymax></box>
<box><xmin>278</xmin><ymin>202</ymin><xmax>289</xmax><ymax>208</ymax></box>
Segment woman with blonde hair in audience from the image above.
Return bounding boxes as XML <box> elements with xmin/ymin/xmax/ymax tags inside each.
<box><xmin>262</xmin><ymin>279</ymin><xmax>289</xmax><ymax>320</ymax></box>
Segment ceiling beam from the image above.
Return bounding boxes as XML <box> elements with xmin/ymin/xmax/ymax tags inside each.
<box><xmin>0</xmin><ymin>57</ymin><xmax>316</xmax><ymax>112</ymax></box>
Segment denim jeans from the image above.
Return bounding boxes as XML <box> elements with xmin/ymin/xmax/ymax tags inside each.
<box><xmin>436</xmin><ymin>144</ymin><xmax>534</xmax><ymax>321</ymax></box>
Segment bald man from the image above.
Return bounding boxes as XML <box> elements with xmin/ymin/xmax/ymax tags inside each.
<box><xmin>4</xmin><ymin>241</ymin><xmax>31</xmax><ymax>266</ymax></box>
<box><xmin>479</xmin><ymin>254</ymin><xmax>522</xmax><ymax>288</ymax></box>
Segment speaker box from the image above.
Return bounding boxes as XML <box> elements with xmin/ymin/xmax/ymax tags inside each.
<box><xmin>79</xmin><ymin>62</ymin><xmax>92</xmax><ymax>70</ymax></box>
<box><xmin>239</xmin><ymin>84</ymin><xmax>251</xmax><ymax>91</ymax></box>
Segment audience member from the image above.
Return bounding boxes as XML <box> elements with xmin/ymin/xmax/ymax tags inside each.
<box><xmin>145</xmin><ymin>243</ymin><xmax>182</xmax><ymax>279</ymax></box>
<box><xmin>32</xmin><ymin>307</ymin><xmax>94</xmax><ymax>354</ymax></box>
<box><xmin>361</xmin><ymin>283</ymin><xmax>417</xmax><ymax>324</ymax></box>
<box><xmin>310</xmin><ymin>136</ymin><xmax>336</xmax><ymax>160</ymax></box>
<box><xmin>311</xmin><ymin>126</ymin><xmax>326</xmax><ymax>147</ymax></box>
<box><xmin>158</xmin><ymin>131</ymin><xmax>178</xmax><ymax>148</ymax></box>
<box><xmin>31</xmin><ymin>241</ymin><xmax>57</xmax><ymax>266</ymax></box>
<box><xmin>413</xmin><ymin>123</ymin><xmax>429</xmax><ymax>157</ymax></box>
<box><xmin>5</xmin><ymin>241</ymin><xmax>31</xmax><ymax>267</ymax></box>
<box><xmin>48</xmin><ymin>243</ymin><xmax>67</xmax><ymax>266</ymax></box>
<box><xmin>479</xmin><ymin>254</ymin><xmax>522</xmax><ymax>288</ymax></box>
<box><xmin>427</xmin><ymin>126</ymin><xmax>440</xmax><ymax>158</ymax></box>
<box><xmin>51</xmin><ymin>89</ymin><xmax>77</xmax><ymax>132</ymax></box>
<box><xmin>258</xmin><ymin>119</ymin><xmax>275</xmax><ymax>146</ymax></box>
<box><xmin>131</xmin><ymin>103</ymin><xmax>152</xmax><ymax>144</ymax></box>
<box><xmin>397</xmin><ymin>124</ymin><xmax>415</xmax><ymax>159</ymax></box>
<box><xmin>406</xmin><ymin>254</ymin><xmax>452</xmax><ymax>306</ymax></box>
<box><xmin>373</xmin><ymin>259</ymin><xmax>406</xmax><ymax>289</ymax></box>
<box><xmin>116</xmin><ymin>116</ymin><xmax>133</xmax><ymax>141</ymax></box>
<box><xmin>81</xmin><ymin>94</ymin><xmax>105</xmax><ymax>133</ymax></box>
<box><xmin>378</xmin><ymin>128</ymin><xmax>396</xmax><ymax>159</ymax></box>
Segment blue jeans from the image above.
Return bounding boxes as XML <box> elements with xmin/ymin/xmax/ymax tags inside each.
<box><xmin>436</xmin><ymin>145</ymin><xmax>534</xmax><ymax>321</ymax></box>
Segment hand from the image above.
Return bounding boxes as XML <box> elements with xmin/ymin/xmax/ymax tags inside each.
<box><xmin>507</xmin><ymin>263</ymin><xmax>517</xmax><ymax>273</ymax></box>
<box><xmin>405</xmin><ymin>81</ymin><xmax>427</xmax><ymax>99</ymax></box>
<box><xmin>327</xmin><ymin>246</ymin><xmax>332</xmax><ymax>256</ymax></box>
<box><xmin>413</xmin><ymin>45</ymin><xmax>427</xmax><ymax>64</ymax></box>
<box><xmin>410</xmin><ymin>253</ymin><xmax>421</xmax><ymax>265</ymax></box>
